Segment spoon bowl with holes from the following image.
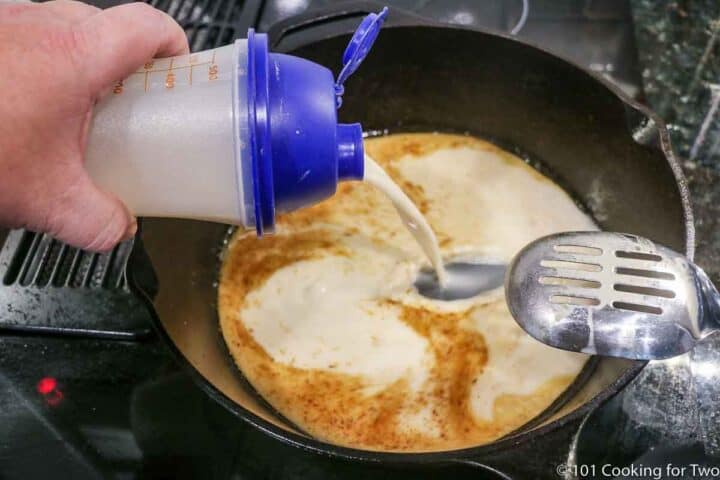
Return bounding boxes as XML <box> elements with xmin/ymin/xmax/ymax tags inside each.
<box><xmin>505</xmin><ymin>231</ymin><xmax>719</xmax><ymax>360</ymax></box>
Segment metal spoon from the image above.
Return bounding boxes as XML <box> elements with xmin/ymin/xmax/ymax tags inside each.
<box><xmin>415</xmin><ymin>261</ymin><xmax>506</xmax><ymax>301</ymax></box>
<box><xmin>505</xmin><ymin>231</ymin><xmax>719</xmax><ymax>360</ymax></box>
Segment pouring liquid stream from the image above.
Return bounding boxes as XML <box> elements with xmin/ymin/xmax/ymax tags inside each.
<box><xmin>363</xmin><ymin>155</ymin><xmax>449</xmax><ymax>287</ymax></box>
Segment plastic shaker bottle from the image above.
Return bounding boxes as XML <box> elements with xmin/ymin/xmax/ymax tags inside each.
<box><xmin>84</xmin><ymin>8</ymin><xmax>388</xmax><ymax>235</ymax></box>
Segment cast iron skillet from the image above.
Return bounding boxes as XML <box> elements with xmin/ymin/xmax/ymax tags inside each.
<box><xmin>129</xmin><ymin>2</ymin><xmax>694</xmax><ymax>476</ymax></box>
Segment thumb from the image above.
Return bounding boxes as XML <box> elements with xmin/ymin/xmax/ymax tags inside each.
<box><xmin>46</xmin><ymin>173</ymin><xmax>137</xmax><ymax>253</ymax></box>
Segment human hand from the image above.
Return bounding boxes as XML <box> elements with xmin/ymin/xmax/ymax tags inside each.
<box><xmin>0</xmin><ymin>1</ymin><xmax>188</xmax><ymax>251</ymax></box>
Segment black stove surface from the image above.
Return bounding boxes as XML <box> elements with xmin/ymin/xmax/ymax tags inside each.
<box><xmin>0</xmin><ymin>1</ymin><xmax>665</xmax><ymax>479</ymax></box>
<box><xmin>0</xmin><ymin>335</ymin><xmax>515</xmax><ymax>479</ymax></box>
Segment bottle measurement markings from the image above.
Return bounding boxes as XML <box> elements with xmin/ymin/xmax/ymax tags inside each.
<box><xmin>189</xmin><ymin>54</ymin><xmax>198</xmax><ymax>85</ymax></box>
<box><xmin>109</xmin><ymin>50</ymin><xmax>221</xmax><ymax>94</ymax></box>
<box><xmin>144</xmin><ymin>60</ymin><xmax>154</xmax><ymax>92</ymax></box>
<box><xmin>165</xmin><ymin>58</ymin><xmax>175</xmax><ymax>89</ymax></box>
<box><xmin>209</xmin><ymin>49</ymin><xmax>218</xmax><ymax>81</ymax></box>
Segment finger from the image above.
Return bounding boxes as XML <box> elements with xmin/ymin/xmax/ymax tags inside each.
<box><xmin>42</xmin><ymin>0</ymin><xmax>100</xmax><ymax>23</ymax></box>
<box><xmin>76</xmin><ymin>2</ymin><xmax>188</xmax><ymax>93</ymax></box>
<box><xmin>45</xmin><ymin>173</ymin><xmax>137</xmax><ymax>253</ymax></box>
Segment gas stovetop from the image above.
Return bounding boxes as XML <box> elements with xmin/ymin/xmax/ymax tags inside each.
<box><xmin>2</xmin><ymin>1</ymin><xmax>716</xmax><ymax>479</ymax></box>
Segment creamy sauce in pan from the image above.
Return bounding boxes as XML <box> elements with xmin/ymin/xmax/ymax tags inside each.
<box><xmin>218</xmin><ymin>133</ymin><xmax>594</xmax><ymax>452</ymax></box>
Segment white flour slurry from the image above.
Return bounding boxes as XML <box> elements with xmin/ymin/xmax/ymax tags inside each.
<box><xmin>363</xmin><ymin>154</ymin><xmax>449</xmax><ymax>287</ymax></box>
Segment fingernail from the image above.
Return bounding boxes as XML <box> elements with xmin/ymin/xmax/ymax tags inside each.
<box><xmin>123</xmin><ymin>218</ymin><xmax>138</xmax><ymax>241</ymax></box>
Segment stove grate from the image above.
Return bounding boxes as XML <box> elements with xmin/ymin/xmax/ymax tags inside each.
<box><xmin>146</xmin><ymin>0</ymin><xmax>262</xmax><ymax>52</ymax></box>
<box><xmin>2</xmin><ymin>231</ymin><xmax>130</xmax><ymax>290</ymax></box>
<box><xmin>0</xmin><ymin>229</ymin><xmax>158</xmax><ymax>339</ymax></box>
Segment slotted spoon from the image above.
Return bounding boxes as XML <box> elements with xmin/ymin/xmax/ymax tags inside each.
<box><xmin>505</xmin><ymin>231</ymin><xmax>720</xmax><ymax>360</ymax></box>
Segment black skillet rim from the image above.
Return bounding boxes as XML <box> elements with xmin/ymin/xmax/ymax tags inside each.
<box><xmin>127</xmin><ymin>23</ymin><xmax>695</xmax><ymax>466</ymax></box>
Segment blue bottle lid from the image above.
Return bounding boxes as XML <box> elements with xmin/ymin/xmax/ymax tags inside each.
<box><xmin>244</xmin><ymin>8</ymin><xmax>388</xmax><ymax>235</ymax></box>
<box><xmin>246</xmin><ymin>29</ymin><xmax>274</xmax><ymax>236</ymax></box>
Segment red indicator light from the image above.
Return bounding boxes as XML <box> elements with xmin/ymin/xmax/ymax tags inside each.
<box><xmin>37</xmin><ymin>377</ymin><xmax>57</xmax><ymax>395</ymax></box>
<box><xmin>36</xmin><ymin>377</ymin><xmax>63</xmax><ymax>406</ymax></box>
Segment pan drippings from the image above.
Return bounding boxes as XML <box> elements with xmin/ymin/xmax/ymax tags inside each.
<box><xmin>218</xmin><ymin>133</ymin><xmax>594</xmax><ymax>452</ymax></box>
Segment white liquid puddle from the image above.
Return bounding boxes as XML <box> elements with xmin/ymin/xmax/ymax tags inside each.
<box><xmin>363</xmin><ymin>155</ymin><xmax>448</xmax><ymax>287</ymax></box>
